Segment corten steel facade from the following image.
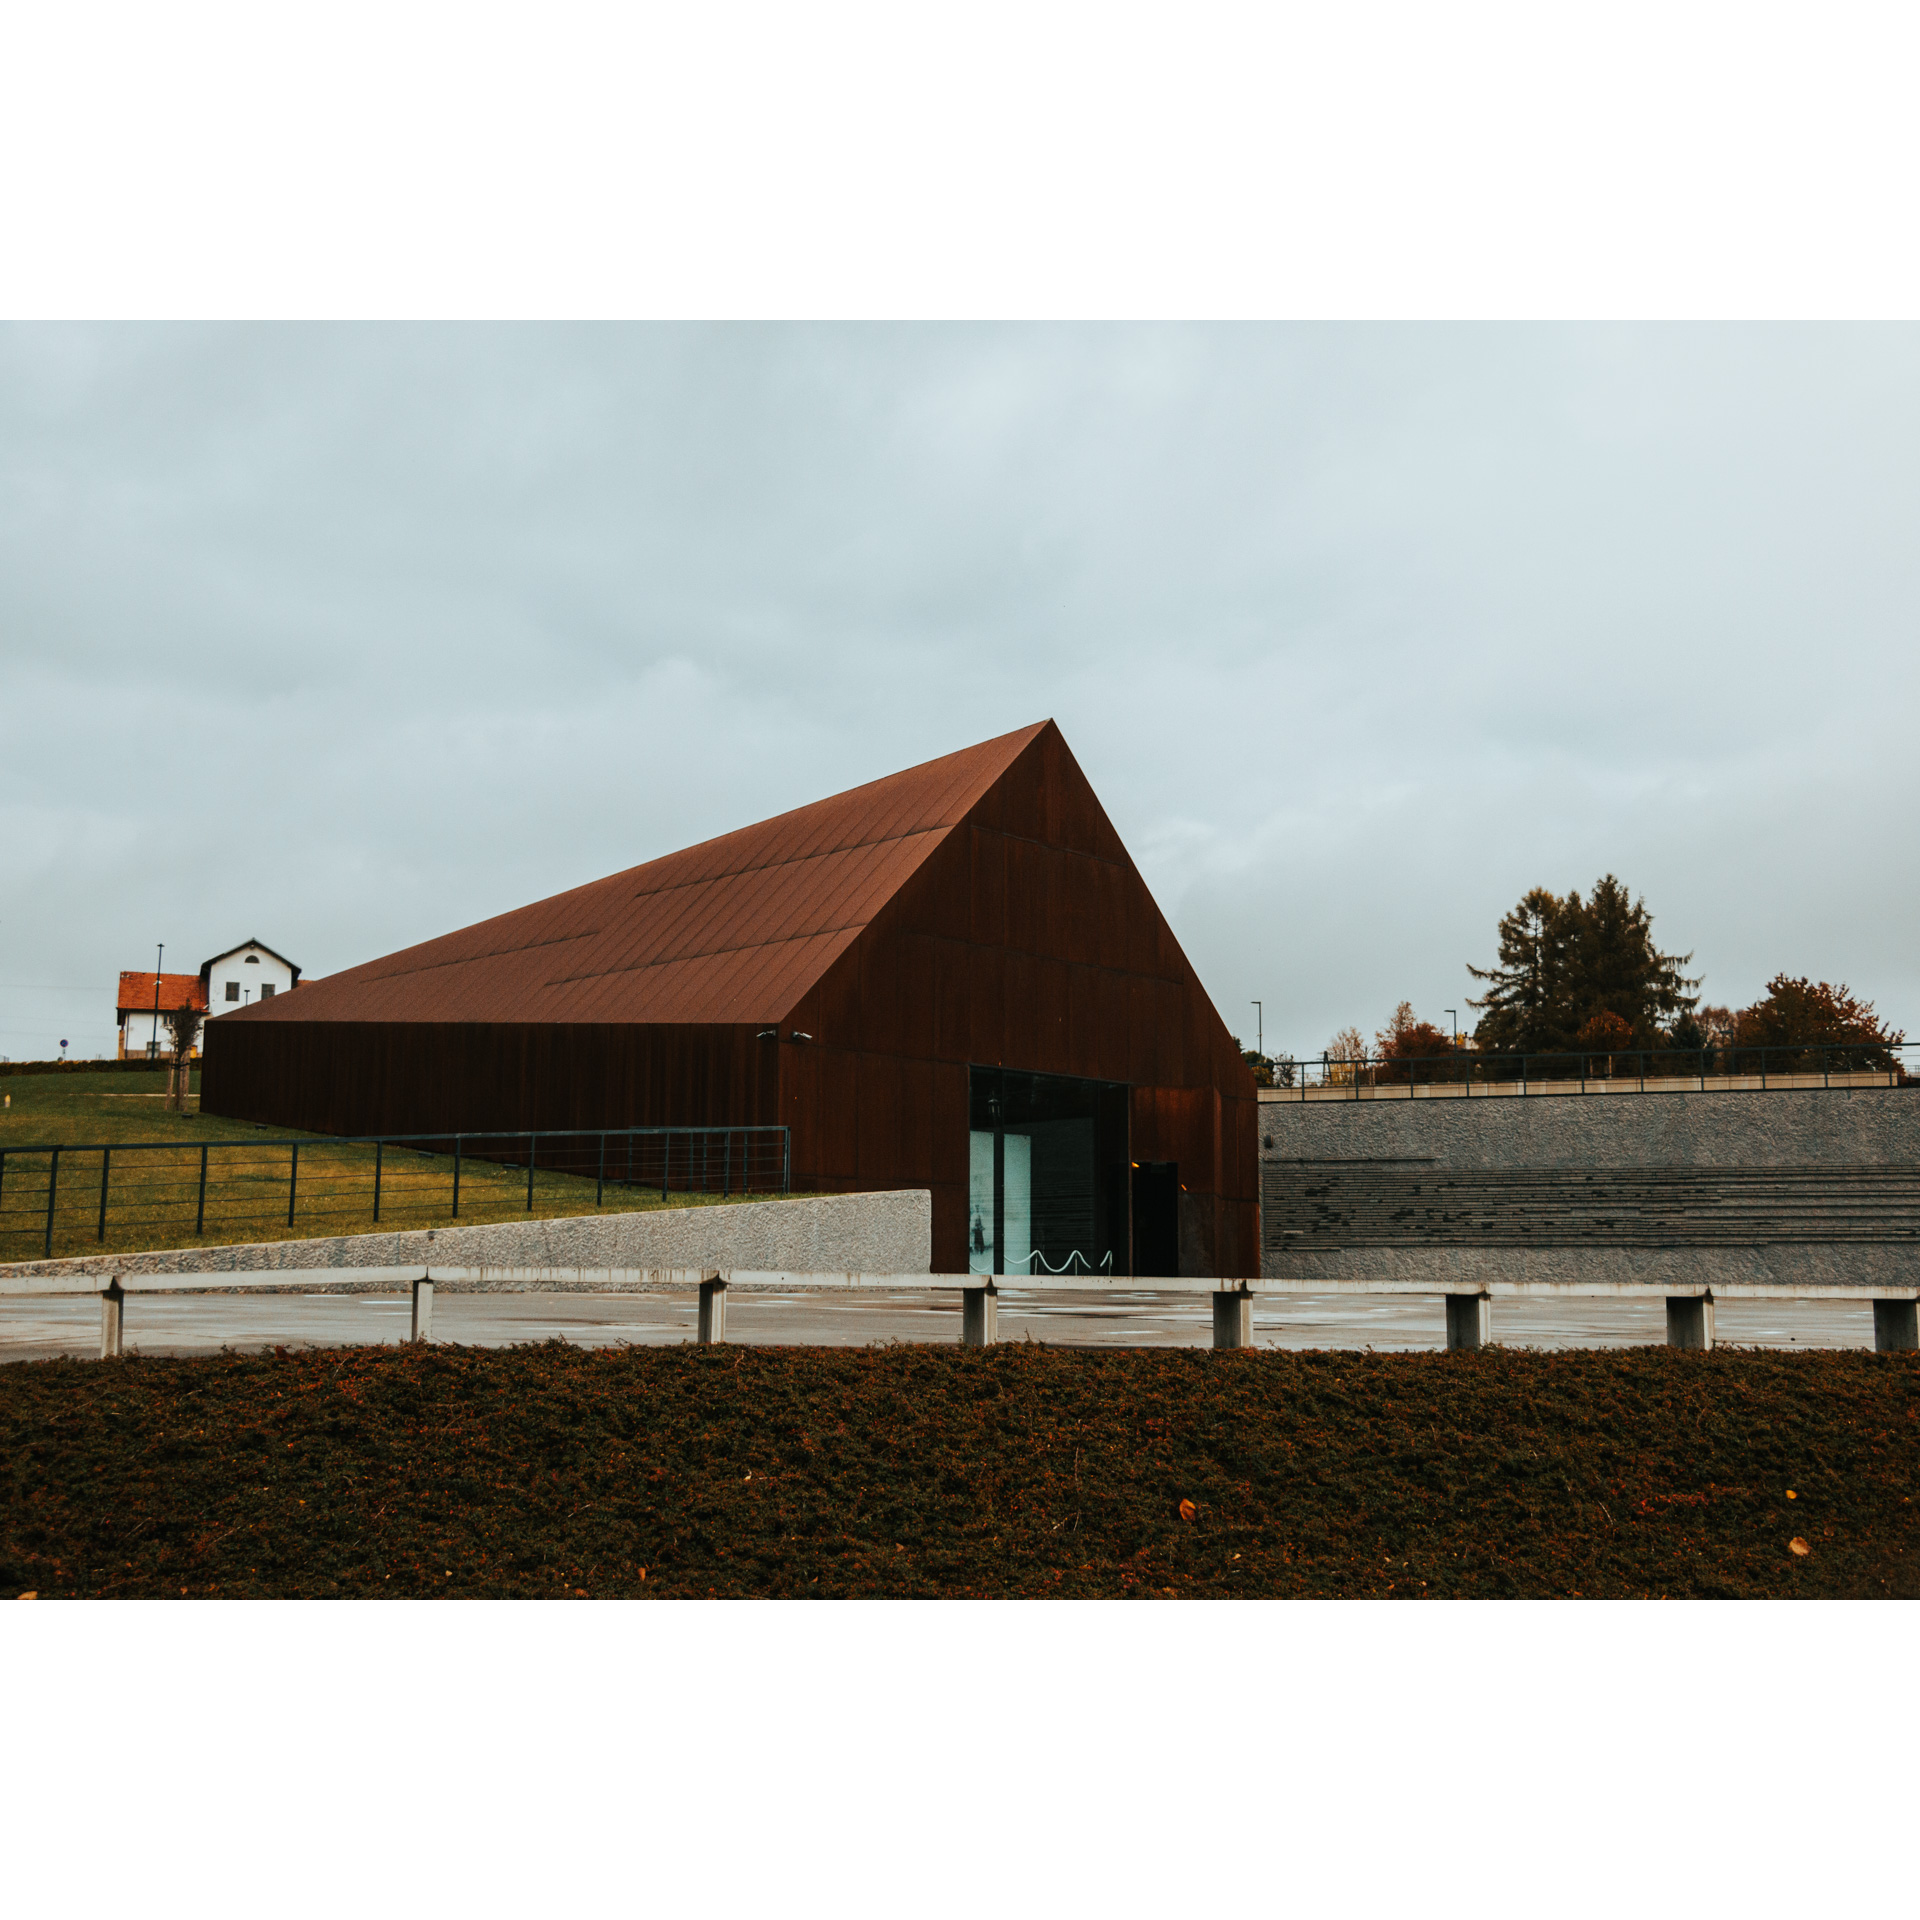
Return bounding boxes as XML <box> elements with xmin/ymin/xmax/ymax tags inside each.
<box><xmin>202</xmin><ymin>722</ymin><xmax>1259</xmax><ymax>1277</ymax></box>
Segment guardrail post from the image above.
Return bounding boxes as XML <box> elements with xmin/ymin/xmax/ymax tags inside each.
<box><xmin>1665</xmin><ymin>1295</ymin><xmax>1714</xmax><ymax>1351</ymax></box>
<box><xmin>1872</xmin><ymin>1301</ymin><xmax>1918</xmax><ymax>1352</ymax></box>
<box><xmin>411</xmin><ymin>1276</ymin><xmax>434</xmax><ymax>1343</ymax></box>
<box><xmin>1212</xmin><ymin>1286</ymin><xmax>1252</xmax><ymax>1349</ymax></box>
<box><xmin>962</xmin><ymin>1283</ymin><xmax>997</xmax><ymax>1347</ymax></box>
<box><xmin>697</xmin><ymin>1273</ymin><xmax>727</xmax><ymax>1344</ymax></box>
<box><xmin>1445</xmin><ymin>1293</ymin><xmax>1490</xmax><ymax>1350</ymax></box>
<box><xmin>100</xmin><ymin>1279</ymin><xmax>124</xmax><ymax>1360</ymax></box>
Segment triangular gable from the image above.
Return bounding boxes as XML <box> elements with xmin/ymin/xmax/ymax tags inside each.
<box><xmin>199</xmin><ymin>939</ymin><xmax>302</xmax><ymax>983</ymax></box>
<box><xmin>237</xmin><ymin>722</ymin><xmax>1051</xmax><ymax>1026</ymax></box>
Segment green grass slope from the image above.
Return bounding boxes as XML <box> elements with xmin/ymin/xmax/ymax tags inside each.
<box><xmin>5</xmin><ymin>1344</ymin><xmax>1915</xmax><ymax>1599</ymax></box>
<box><xmin>0</xmin><ymin>1070</ymin><xmax>791</xmax><ymax>1263</ymax></box>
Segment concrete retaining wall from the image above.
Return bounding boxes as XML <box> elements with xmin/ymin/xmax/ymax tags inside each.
<box><xmin>1258</xmin><ymin>1083</ymin><xmax>1920</xmax><ymax>1171</ymax></box>
<box><xmin>0</xmin><ymin>1190</ymin><xmax>932</xmax><ymax>1283</ymax></box>
<box><xmin>1259</xmin><ymin>1087</ymin><xmax>1920</xmax><ymax>1291</ymax></box>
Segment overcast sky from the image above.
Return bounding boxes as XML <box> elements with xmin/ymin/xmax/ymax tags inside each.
<box><xmin>3</xmin><ymin>322</ymin><xmax>1916</xmax><ymax>1063</ymax></box>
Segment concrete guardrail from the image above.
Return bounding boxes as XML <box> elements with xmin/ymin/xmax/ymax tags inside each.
<box><xmin>7</xmin><ymin>1266</ymin><xmax>1918</xmax><ymax>1358</ymax></box>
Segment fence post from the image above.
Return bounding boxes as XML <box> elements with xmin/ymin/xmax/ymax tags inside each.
<box><xmin>373</xmin><ymin>1140</ymin><xmax>383</xmax><ymax>1223</ymax></box>
<box><xmin>663</xmin><ymin>1131</ymin><xmax>670</xmax><ymax>1203</ymax></box>
<box><xmin>287</xmin><ymin>1142</ymin><xmax>299</xmax><ymax>1228</ymax></box>
<box><xmin>697</xmin><ymin>1272</ymin><xmax>726</xmax><ymax>1344</ymax></box>
<box><xmin>1445</xmin><ymin>1293</ymin><xmax>1490</xmax><ymax>1350</ymax></box>
<box><xmin>527</xmin><ymin>1134</ymin><xmax>536</xmax><ymax>1211</ymax></box>
<box><xmin>100</xmin><ymin>1279</ymin><xmax>124</xmax><ymax>1360</ymax></box>
<box><xmin>44</xmin><ymin>1146</ymin><xmax>59</xmax><ymax>1258</ymax></box>
<box><xmin>195</xmin><ymin>1143</ymin><xmax>209</xmax><ymax>1235</ymax></box>
<box><xmin>723</xmin><ymin>1129</ymin><xmax>731</xmax><ymax>1198</ymax></box>
<box><xmin>596</xmin><ymin>1133</ymin><xmax>605</xmax><ymax>1209</ymax></box>
<box><xmin>962</xmin><ymin>1283</ymin><xmax>997</xmax><ymax>1347</ymax></box>
<box><xmin>453</xmin><ymin>1136</ymin><xmax>462</xmax><ymax>1217</ymax></box>
<box><xmin>1872</xmin><ymin>1301</ymin><xmax>1918</xmax><ymax>1352</ymax></box>
<box><xmin>1211</xmin><ymin>1287</ymin><xmax>1252</xmax><ymax>1349</ymax></box>
<box><xmin>782</xmin><ymin>1129</ymin><xmax>790</xmax><ymax>1195</ymax></box>
<box><xmin>1665</xmin><ymin>1295</ymin><xmax>1714</xmax><ymax>1351</ymax></box>
<box><xmin>411</xmin><ymin>1275</ymin><xmax>434</xmax><ymax>1343</ymax></box>
<box><xmin>96</xmin><ymin>1147</ymin><xmax>111</xmax><ymax>1242</ymax></box>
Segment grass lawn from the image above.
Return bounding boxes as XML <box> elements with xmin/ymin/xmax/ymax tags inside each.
<box><xmin>0</xmin><ymin>1070</ymin><xmax>792</xmax><ymax>1264</ymax></box>
<box><xmin>4</xmin><ymin>1342</ymin><xmax>1914</xmax><ymax>1599</ymax></box>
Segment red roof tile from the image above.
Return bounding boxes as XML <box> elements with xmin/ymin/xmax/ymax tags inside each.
<box><xmin>117</xmin><ymin>972</ymin><xmax>210</xmax><ymax>1015</ymax></box>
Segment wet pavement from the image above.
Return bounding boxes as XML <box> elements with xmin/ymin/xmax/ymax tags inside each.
<box><xmin>0</xmin><ymin>1286</ymin><xmax>1881</xmax><ymax>1363</ymax></box>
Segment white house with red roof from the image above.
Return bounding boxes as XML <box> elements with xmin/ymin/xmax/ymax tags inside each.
<box><xmin>116</xmin><ymin>939</ymin><xmax>301</xmax><ymax>1058</ymax></box>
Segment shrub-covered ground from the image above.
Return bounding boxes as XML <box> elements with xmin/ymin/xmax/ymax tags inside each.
<box><xmin>3</xmin><ymin>1343</ymin><xmax>1914</xmax><ymax>1599</ymax></box>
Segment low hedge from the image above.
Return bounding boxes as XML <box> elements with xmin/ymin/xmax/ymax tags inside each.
<box><xmin>0</xmin><ymin>1059</ymin><xmax>194</xmax><ymax>1077</ymax></box>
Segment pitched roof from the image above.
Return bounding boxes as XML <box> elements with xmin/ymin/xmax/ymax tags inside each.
<box><xmin>117</xmin><ymin>971</ymin><xmax>210</xmax><ymax>1016</ymax></box>
<box><xmin>235</xmin><ymin>722</ymin><xmax>1051</xmax><ymax>1027</ymax></box>
<box><xmin>199</xmin><ymin>939</ymin><xmax>302</xmax><ymax>983</ymax></box>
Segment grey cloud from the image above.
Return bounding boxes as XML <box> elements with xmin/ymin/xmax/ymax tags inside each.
<box><xmin>2</xmin><ymin>323</ymin><xmax>1915</xmax><ymax>1063</ymax></box>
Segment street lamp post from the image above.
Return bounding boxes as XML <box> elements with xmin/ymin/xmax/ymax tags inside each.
<box><xmin>151</xmin><ymin>942</ymin><xmax>164</xmax><ymax>1062</ymax></box>
<box><xmin>1252</xmin><ymin>1000</ymin><xmax>1263</xmax><ymax>1058</ymax></box>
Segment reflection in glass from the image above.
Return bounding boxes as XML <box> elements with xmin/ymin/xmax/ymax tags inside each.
<box><xmin>966</xmin><ymin>1066</ymin><xmax>1127</xmax><ymax>1275</ymax></box>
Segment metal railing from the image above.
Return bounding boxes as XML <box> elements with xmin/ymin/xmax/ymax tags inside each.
<box><xmin>0</xmin><ymin>1124</ymin><xmax>790</xmax><ymax>1262</ymax></box>
<box><xmin>1261</xmin><ymin>1039</ymin><xmax>1915</xmax><ymax>1100</ymax></box>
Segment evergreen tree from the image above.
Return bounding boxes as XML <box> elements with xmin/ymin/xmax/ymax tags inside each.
<box><xmin>1467</xmin><ymin>877</ymin><xmax>1698</xmax><ymax>1055</ymax></box>
<box><xmin>1464</xmin><ymin>886</ymin><xmax>1578</xmax><ymax>1052</ymax></box>
<box><xmin>1573</xmin><ymin>874</ymin><xmax>1700</xmax><ymax>1044</ymax></box>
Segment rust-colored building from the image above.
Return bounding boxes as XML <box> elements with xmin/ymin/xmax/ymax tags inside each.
<box><xmin>202</xmin><ymin>721</ymin><xmax>1258</xmax><ymax>1277</ymax></box>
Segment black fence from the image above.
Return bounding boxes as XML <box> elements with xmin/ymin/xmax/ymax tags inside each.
<box><xmin>0</xmin><ymin>1125</ymin><xmax>791</xmax><ymax>1262</ymax></box>
<box><xmin>1263</xmin><ymin>1040</ymin><xmax>1915</xmax><ymax>1098</ymax></box>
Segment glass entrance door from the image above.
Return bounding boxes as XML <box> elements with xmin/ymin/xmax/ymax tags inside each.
<box><xmin>967</xmin><ymin>1067</ymin><xmax>1127</xmax><ymax>1276</ymax></box>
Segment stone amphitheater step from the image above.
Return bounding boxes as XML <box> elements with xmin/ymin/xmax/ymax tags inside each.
<box><xmin>1261</xmin><ymin>1161</ymin><xmax>1920</xmax><ymax>1249</ymax></box>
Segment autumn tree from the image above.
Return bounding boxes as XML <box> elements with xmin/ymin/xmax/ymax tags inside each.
<box><xmin>1374</xmin><ymin>1001</ymin><xmax>1460</xmax><ymax>1084</ymax></box>
<box><xmin>1732</xmin><ymin>976</ymin><xmax>1904</xmax><ymax>1071</ymax></box>
<box><xmin>1323</xmin><ymin>1024</ymin><xmax>1366</xmax><ymax>1086</ymax></box>
<box><xmin>1236</xmin><ymin>1041</ymin><xmax>1274</xmax><ymax>1088</ymax></box>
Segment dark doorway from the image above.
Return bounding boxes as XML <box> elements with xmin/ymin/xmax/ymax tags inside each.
<box><xmin>1131</xmin><ymin>1161</ymin><xmax>1179</xmax><ymax>1277</ymax></box>
<box><xmin>968</xmin><ymin>1066</ymin><xmax>1129</xmax><ymax>1276</ymax></box>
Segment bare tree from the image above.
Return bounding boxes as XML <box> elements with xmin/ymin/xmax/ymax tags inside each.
<box><xmin>164</xmin><ymin>1004</ymin><xmax>203</xmax><ymax>1112</ymax></box>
